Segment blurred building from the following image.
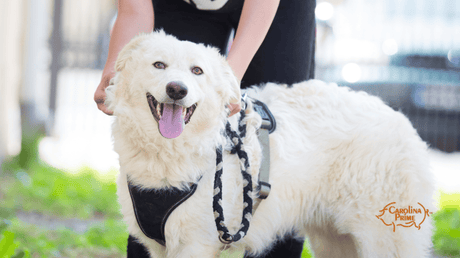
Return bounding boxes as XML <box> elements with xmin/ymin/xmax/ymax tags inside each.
<box><xmin>0</xmin><ymin>0</ymin><xmax>116</xmax><ymax>168</ymax></box>
<box><xmin>0</xmin><ymin>0</ymin><xmax>27</xmax><ymax>163</ymax></box>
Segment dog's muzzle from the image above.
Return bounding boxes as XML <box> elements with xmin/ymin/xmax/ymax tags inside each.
<box><xmin>146</xmin><ymin>91</ymin><xmax>197</xmax><ymax>139</ymax></box>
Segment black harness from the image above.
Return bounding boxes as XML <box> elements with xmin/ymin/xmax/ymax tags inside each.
<box><xmin>128</xmin><ymin>97</ymin><xmax>276</xmax><ymax>246</ymax></box>
<box><xmin>127</xmin><ymin>180</ymin><xmax>198</xmax><ymax>245</ymax></box>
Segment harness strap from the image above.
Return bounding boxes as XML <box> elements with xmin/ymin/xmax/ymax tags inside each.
<box><xmin>256</xmin><ymin>128</ymin><xmax>271</xmax><ymax>200</ymax></box>
<box><xmin>127</xmin><ymin>180</ymin><xmax>198</xmax><ymax>246</ymax></box>
<box><xmin>251</xmin><ymin>99</ymin><xmax>276</xmax><ymax>200</ymax></box>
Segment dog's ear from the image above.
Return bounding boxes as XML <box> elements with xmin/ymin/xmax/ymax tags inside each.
<box><xmin>115</xmin><ymin>33</ymin><xmax>150</xmax><ymax>72</ymax></box>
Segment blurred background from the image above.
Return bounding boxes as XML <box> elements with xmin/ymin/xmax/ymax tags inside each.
<box><xmin>0</xmin><ymin>0</ymin><xmax>459</xmax><ymax>257</ymax></box>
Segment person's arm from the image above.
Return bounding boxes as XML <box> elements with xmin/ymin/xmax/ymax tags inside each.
<box><xmin>225</xmin><ymin>0</ymin><xmax>279</xmax><ymax>116</ymax></box>
<box><xmin>226</xmin><ymin>0</ymin><xmax>280</xmax><ymax>82</ymax></box>
<box><xmin>94</xmin><ymin>0</ymin><xmax>154</xmax><ymax>115</ymax></box>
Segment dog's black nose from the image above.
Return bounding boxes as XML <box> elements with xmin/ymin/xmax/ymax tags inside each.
<box><xmin>166</xmin><ymin>81</ymin><xmax>188</xmax><ymax>100</ymax></box>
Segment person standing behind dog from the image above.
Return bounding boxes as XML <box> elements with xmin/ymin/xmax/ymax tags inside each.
<box><xmin>94</xmin><ymin>0</ymin><xmax>316</xmax><ymax>257</ymax></box>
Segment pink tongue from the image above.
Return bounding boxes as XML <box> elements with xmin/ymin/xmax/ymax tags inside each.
<box><xmin>159</xmin><ymin>103</ymin><xmax>184</xmax><ymax>139</ymax></box>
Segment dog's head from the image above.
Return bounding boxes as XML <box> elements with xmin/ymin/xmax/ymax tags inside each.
<box><xmin>106</xmin><ymin>31</ymin><xmax>240</xmax><ymax>141</ymax></box>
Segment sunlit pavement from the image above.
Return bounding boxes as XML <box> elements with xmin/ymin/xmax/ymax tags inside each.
<box><xmin>39</xmin><ymin>68</ymin><xmax>119</xmax><ymax>174</ymax></box>
<box><xmin>429</xmin><ymin>149</ymin><xmax>460</xmax><ymax>194</ymax></box>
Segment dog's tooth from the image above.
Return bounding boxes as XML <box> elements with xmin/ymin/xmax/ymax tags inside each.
<box><xmin>182</xmin><ymin>107</ymin><xmax>187</xmax><ymax>119</ymax></box>
<box><xmin>157</xmin><ymin>103</ymin><xmax>162</xmax><ymax>118</ymax></box>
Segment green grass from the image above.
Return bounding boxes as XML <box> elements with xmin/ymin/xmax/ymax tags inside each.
<box><xmin>301</xmin><ymin>241</ymin><xmax>314</xmax><ymax>258</ymax></box>
<box><xmin>0</xmin><ymin>136</ymin><xmax>127</xmax><ymax>257</ymax></box>
<box><xmin>432</xmin><ymin>192</ymin><xmax>460</xmax><ymax>257</ymax></box>
<box><xmin>1</xmin><ymin>160</ymin><xmax>120</xmax><ymax>220</ymax></box>
<box><xmin>0</xmin><ymin>218</ymin><xmax>127</xmax><ymax>258</ymax></box>
<box><xmin>1</xmin><ymin>136</ymin><xmax>459</xmax><ymax>257</ymax></box>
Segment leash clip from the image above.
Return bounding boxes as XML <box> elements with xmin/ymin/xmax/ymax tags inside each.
<box><xmin>241</xmin><ymin>93</ymin><xmax>248</xmax><ymax>110</ymax></box>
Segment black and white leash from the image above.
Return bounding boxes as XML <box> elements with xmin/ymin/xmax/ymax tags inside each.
<box><xmin>213</xmin><ymin>109</ymin><xmax>254</xmax><ymax>244</ymax></box>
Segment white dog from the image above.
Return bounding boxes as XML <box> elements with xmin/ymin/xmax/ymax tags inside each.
<box><xmin>106</xmin><ymin>31</ymin><xmax>435</xmax><ymax>258</ymax></box>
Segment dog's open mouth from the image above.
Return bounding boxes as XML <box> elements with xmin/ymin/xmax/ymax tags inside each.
<box><xmin>147</xmin><ymin>93</ymin><xmax>197</xmax><ymax>138</ymax></box>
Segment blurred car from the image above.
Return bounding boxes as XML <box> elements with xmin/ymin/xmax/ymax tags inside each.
<box><xmin>315</xmin><ymin>0</ymin><xmax>460</xmax><ymax>152</ymax></box>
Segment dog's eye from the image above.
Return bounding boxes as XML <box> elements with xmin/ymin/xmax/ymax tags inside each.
<box><xmin>191</xmin><ymin>66</ymin><xmax>203</xmax><ymax>75</ymax></box>
<box><xmin>153</xmin><ymin>62</ymin><xmax>166</xmax><ymax>69</ymax></box>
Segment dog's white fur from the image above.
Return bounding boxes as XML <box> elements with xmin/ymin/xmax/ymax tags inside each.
<box><xmin>106</xmin><ymin>31</ymin><xmax>435</xmax><ymax>258</ymax></box>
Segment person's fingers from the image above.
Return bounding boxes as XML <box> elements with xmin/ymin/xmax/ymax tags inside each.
<box><xmin>228</xmin><ymin>103</ymin><xmax>242</xmax><ymax>117</ymax></box>
<box><xmin>94</xmin><ymin>74</ymin><xmax>114</xmax><ymax>116</ymax></box>
<box><xmin>96</xmin><ymin>101</ymin><xmax>114</xmax><ymax>115</ymax></box>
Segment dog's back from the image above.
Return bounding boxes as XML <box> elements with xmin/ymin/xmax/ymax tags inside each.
<box><xmin>243</xmin><ymin>80</ymin><xmax>435</xmax><ymax>257</ymax></box>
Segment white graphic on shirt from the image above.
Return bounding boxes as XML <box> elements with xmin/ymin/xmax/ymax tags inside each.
<box><xmin>183</xmin><ymin>0</ymin><xmax>229</xmax><ymax>10</ymax></box>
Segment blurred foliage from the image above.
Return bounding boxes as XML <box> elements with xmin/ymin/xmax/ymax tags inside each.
<box><xmin>438</xmin><ymin>192</ymin><xmax>460</xmax><ymax>210</ymax></box>
<box><xmin>301</xmin><ymin>241</ymin><xmax>314</xmax><ymax>258</ymax></box>
<box><xmin>433</xmin><ymin>209</ymin><xmax>460</xmax><ymax>257</ymax></box>
<box><xmin>1</xmin><ymin>134</ymin><xmax>459</xmax><ymax>257</ymax></box>
<box><xmin>432</xmin><ymin>192</ymin><xmax>460</xmax><ymax>257</ymax></box>
<box><xmin>0</xmin><ymin>217</ymin><xmax>127</xmax><ymax>257</ymax></box>
<box><xmin>0</xmin><ymin>135</ymin><xmax>127</xmax><ymax>257</ymax></box>
<box><xmin>1</xmin><ymin>147</ymin><xmax>120</xmax><ymax>220</ymax></box>
<box><xmin>5</xmin><ymin>127</ymin><xmax>44</xmax><ymax>171</ymax></box>
<box><xmin>0</xmin><ymin>230</ymin><xmax>27</xmax><ymax>258</ymax></box>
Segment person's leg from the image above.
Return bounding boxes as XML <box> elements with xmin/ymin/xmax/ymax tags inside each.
<box><xmin>251</xmin><ymin>236</ymin><xmax>306</xmax><ymax>258</ymax></box>
<box><xmin>127</xmin><ymin>235</ymin><xmax>151</xmax><ymax>257</ymax></box>
<box><xmin>244</xmin><ymin>234</ymin><xmax>306</xmax><ymax>258</ymax></box>
<box><xmin>233</xmin><ymin>0</ymin><xmax>316</xmax><ymax>257</ymax></box>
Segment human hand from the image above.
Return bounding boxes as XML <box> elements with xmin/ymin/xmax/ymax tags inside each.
<box><xmin>228</xmin><ymin>103</ymin><xmax>241</xmax><ymax>117</ymax></box>
<box><xmin>94</xmin><ymin>72</ymin><xmax>115</xmax><ymax>115</ymax></box>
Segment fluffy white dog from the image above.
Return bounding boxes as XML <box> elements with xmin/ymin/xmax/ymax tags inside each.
<box><xmin>106</xmin><ymin>31</ymin><xmax>435</xmax><ymax>258</ymax></box>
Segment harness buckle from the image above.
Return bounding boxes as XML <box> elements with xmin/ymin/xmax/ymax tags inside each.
<box><xmin>251</xmin><ymin>99</ymin><xmax>276</xmax><ymax>134</ymax></box>
<box><xmin>257</xmin><ymin>181</ymin><xmax>271</xmax><ymax>199</ymax></box>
